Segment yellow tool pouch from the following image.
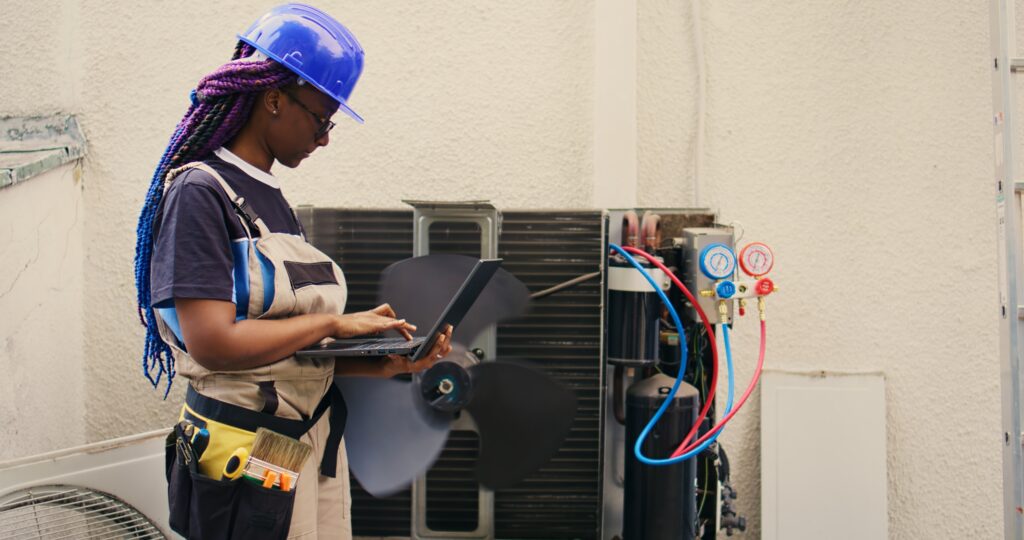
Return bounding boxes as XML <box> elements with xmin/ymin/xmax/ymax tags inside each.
<box><xmin>165</xmin><ymin>425</ymin><xmax>297</xmax><ymax>540</ymax></box>
<box><xmin>164</xmin><ymin>384</ymin><xmax>345</xmax><ymax>539</ymax></box>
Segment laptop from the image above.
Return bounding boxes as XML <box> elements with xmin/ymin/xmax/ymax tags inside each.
<box><xmin>296</xmin><ymin>258</ymin><xmax>502</xmax><ymax>361</ymax></box>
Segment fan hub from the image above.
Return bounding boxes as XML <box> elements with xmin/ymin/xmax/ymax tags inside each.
<box><xmin>420</xmin><ymin>360</ymin><xmax>474</xmax><ymax>412</ymax></box>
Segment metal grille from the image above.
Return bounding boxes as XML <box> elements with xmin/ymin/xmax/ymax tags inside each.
<box><xmin>425</xmin><ymin>430</ymin><xmax>481</xmax><ymax>532</ymax></box>
<box><xmin>494</xmin><ymin>213</ymin><xmax>604</xmax><ymax>540</ymax></box>
<box><xmin>300</xmin><ymin>208</ymin><xmax>415</xmax><ymax>537</ymax></box>
<box><xmin>0</xmin><ymin>485</ymin><xmax>164</xmax><ymax>539</ymax></box>
<box><xmin>300</xmin><ymin>208</ymin><xmax>605</xmax><ymax>539</ymax></box>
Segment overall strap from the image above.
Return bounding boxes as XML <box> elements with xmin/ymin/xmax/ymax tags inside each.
<box><xmin>165</xmin><ymin>162</ymin><xmax>272</xmax><ymax>239</ymax></box>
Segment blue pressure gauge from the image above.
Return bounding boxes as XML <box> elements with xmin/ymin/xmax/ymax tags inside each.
<box><xmin>699</xmin><ymin>243</ymin><xmax>737</xmax><ymax>280</ymax></box>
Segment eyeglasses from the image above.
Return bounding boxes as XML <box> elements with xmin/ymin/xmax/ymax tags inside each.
<box><xmin>281</xmin><ymin>88</ymin><xmax>336</xmax><ymax>140</ymax></box>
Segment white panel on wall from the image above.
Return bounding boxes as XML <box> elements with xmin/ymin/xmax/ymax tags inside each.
<box><xmin>761</xmin><ymin>371</ymin><xmax>887</xmax><ymax>540</ymax></box>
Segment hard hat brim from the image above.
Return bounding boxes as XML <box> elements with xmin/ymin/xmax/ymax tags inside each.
<box><xmin>239</xmin><ymin>35</ymin><xmax>365</xmax><ymax>124</ymax></box>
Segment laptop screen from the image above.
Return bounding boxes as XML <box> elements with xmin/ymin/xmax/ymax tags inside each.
<box><xmin>410</xmin><ymin>258</ymin><xmax>502</xmax><ymax>361</ymax></box>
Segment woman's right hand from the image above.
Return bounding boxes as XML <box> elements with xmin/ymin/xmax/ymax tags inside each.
<box><xmin>333</xmin><ymin>303</ymin><xmax>417</xmax><ymax>340</ymax></box>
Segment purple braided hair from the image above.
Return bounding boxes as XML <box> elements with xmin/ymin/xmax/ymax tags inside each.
<box><xmin>133</xmin><ymin>42</ymin><xmax>298</xmax><ymax>396</ymax></box>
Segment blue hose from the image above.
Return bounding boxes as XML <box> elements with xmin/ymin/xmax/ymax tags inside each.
<box><xmin>609</xmin><ymin>244</ymin><xmax>735</xmax><ymax>466</ymax></box>
<box><xmin>722</xmin><ymin>323</ymin><xmax>735</xmax><ymax>414</ymax></box>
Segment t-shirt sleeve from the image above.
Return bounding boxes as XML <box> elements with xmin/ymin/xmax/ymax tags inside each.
<box><xmin>150</xmin><ymin>173</ymin><xmax>236</xmax><ymax>308</ymax></box>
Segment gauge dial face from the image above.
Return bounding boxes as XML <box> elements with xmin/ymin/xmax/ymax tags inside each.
<box><xmin>699</xmin><ymin>243</ymin><xmax>736</xmax><ymax>280</ymax></box>
<box><xmin>739</xmin><ymin>242</ymin><xmax>774</xmax><ymax>276</ymax></box>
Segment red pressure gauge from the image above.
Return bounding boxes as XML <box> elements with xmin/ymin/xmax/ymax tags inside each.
<box><xmin>739</xmin><ymin>242</ymin><xmax>774</xmax><ymax>277</ymax></box>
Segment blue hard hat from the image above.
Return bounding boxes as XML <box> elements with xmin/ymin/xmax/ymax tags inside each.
<box><xmin>239</xmin><ymin>3</ymin><xmax>365</xmax><ymax>123</ymax></box>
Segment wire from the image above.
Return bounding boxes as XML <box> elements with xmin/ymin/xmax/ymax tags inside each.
<box><xmin>693</xmin><ymin>325</ymin><xmax>709</xmax><ymax>410</ymax></box>
<box><xmin>622</xmin><ymin>246</ymin><xmax>720</xmax><ymax>451</ymax></box>
<box><xmin>691</xmin><ymin>0</ymin><xmax>707</xmax><ymax>207</ymax></box>
<box><xmin>692</xmin><ymin>326</ymin><xmax>703</xmax><ymax>392</ymax></box>
<box><xmin>627</xmin><ymin>248</ymin><xmax>760</xmax><ymax>456</ymax></box>
<box><xmin>614</xmin><ymin>245</ymin><xmax>767</xmax><ymax>465</ymax></box>
<box><xmin>728</xmin><ymin>220</ymin><xmax>745</xmax><ymax>245</ymax></box>
<box><xmin>660</xmin><ymin>321</ymin><xmax>769</xmax><ymax>464</ymax></box>
<box><xmin>671</xmin><ymin>320</ymin><xmax>766</xmax><ymax>458</ymax></box>
<box><xmin>611</xmin><ymin>244</ymin><xmax>689</xmax><ymax>376</ymax></box>
<box><xmin>610</xmin><ymin>244</ymin><xmax>727</xmax><ymax>466</ymax></box>
<box><xmin>698</xmin><ymin>454</ymin><xmax>710</xmax><ymax>517</ymax></box>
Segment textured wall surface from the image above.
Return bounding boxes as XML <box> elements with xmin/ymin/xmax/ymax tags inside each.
<box><xmin>639</xmin><ymin>1</ymin><xmax>999</xmax><ymax>538</ymax></box>
<box><xmin>0</xmin><ymin>164</ymin><xmax>85</xmax><ymax>461</ymax></box>
<box><xmin>62</xmin><ymin>0</ymin><xmax>596</xmax><ymax>441</ymax></box>
<box><xmin>0</xmin><ymin>0</ymin><xmax>1004</xmax><ymax>538</ymax></box>
<box><xmin>0</xmin><ymin>0</ymin><xmax>83</xmax><ymax>116</ymax></box>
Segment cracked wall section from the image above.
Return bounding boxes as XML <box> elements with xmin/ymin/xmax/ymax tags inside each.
<box><xmin>0</xmin><ymin>163</ymin><xmax>85</xmax><ymax>461</ymax></box>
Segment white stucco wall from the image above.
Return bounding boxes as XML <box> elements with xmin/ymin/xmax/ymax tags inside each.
<box><xmin>638</xmin><ymin>2</ymin><xmax>999</xmax><ymax>539</ymax></box>
<box><xmin>0</xmin><ymin>163</ymin><xmax>86</xmax><ymax>461</ymax></box>
<box><xmin>0</xmin><ymin>0</ymin><xmax>1005</xmax><ymax>538</ymax></box>
<box><xmin>69</xmin><ymin>0</ymin><xmax>596</xmax><ymax>443</ymax></box>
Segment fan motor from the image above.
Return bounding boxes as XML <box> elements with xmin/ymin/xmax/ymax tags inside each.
<box><xmin>420</xmin><ymin>356</ymin><xmax>476</xmax><ymax>412</ymax></box>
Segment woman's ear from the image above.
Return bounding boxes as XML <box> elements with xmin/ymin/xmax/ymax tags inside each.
<box><xmin>262</xmin><ymin>88</ymin><xmax>282</xmax><ymax>116</ymax></box>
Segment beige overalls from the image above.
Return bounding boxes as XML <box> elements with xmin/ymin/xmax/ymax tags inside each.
<box><xmin>156</xmin><ymin>162</ymin><xmax>352</xmax><ymax>539</ymax></box>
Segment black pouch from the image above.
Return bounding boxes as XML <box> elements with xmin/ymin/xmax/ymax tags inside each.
<box><xmin>230</xmin><ymin>479</ymin><xmax>298</xmax><ymax>540</ymax></box>
<box><xmin>165</xmin><ymin>431</ymin><xmax>191</xmax><ymax>535</ymax></box>
<box><xmin>187</xmin><ymin>473</ymin><xmax>240</xmax><ymax>539</ymax></box>
<box><xmin>165</xmin><ymin>429</ymin><xmax>297</xmax><ymax>539</ymax></box>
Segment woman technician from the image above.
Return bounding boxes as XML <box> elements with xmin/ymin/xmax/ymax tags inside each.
<box><xmin>132</xmin><ymin>4</ymin><xmax>452</xmax><ymax>539</ymax></box>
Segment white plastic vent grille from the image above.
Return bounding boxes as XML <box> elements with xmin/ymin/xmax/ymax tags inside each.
<box><xmin>0</xmin><ymin>485</ymin><xmax>164</xmax><ymax>539</ymax></box>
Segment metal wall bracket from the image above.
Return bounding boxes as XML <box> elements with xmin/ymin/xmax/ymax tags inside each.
<box><xmin>406</xmin><ymin>200</ymin><xmax>500</xmax><ymax>540</ymax></box>
<box><xmin>0</xmin><ymin>115</ymin><xmax>86</xmax><ymax>190</ymax></box>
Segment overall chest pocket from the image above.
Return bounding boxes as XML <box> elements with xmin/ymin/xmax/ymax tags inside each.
<box><xmin>254</xmin><ymin>234</ymin><xmax>347</xmax><ymax>320</ymax></box>
<box><xmin>284</xmin><ymin>261</ymin><xmax>338</xmax><ymax>289</ymax></box>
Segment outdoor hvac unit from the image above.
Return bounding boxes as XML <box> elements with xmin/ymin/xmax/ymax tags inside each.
<box><xmin>0</xmin><ymin>204</ymin><xmax>716</xmax><ymax>540</ymax></box>
<box><xmin>0</xmin><ymin>430</ymin><xmax>171</xmax><ymax>539</ymax></box>
<box><xmin>296</xmin><ymin>203</ymin><xmax>606</xmax><ymax>539</ymax></box>
<box><xmin>0</xmin><ymin>205</ymin><xmax>607</xmax><ymax>540</ymax></box>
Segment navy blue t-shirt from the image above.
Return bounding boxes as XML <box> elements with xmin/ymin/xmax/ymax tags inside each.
<box><xmin>150</xmin><ymin>149</ymin><xmax>304</xmax><ymax>341</ymax></box>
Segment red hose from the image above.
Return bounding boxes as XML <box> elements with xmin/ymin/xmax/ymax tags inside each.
<box><xmin>621</xmin><ymin>246</ymin><xmax>719</xmax><ymax>449</ymax></box>
<box><xmin>671</xmin><ymin>319</ymin><xmax>766</xmax><ymax>458</ymax></box>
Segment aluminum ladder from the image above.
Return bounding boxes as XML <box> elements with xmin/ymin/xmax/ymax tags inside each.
<box><xmin>991</xmin><ymin>1</ymin><xmax>1024</xmax><ymax>536</ymax></box>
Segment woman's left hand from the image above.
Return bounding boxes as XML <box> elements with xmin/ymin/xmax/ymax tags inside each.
<box><xmin>380</xmin><ymin>324</ymin><xmax>454</xmax><ymax>377</ymax></box>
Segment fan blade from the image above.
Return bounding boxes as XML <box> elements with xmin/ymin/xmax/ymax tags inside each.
<box><xmin>464</xmin><ymin>361</ymin><xmax>578</xmax><ymax>489</ymax></box>
<box><xmin>334</xmin><ymin>376</ymin><xmax>452</xmax><ymax>497</ymax></box>
<box><xmin>378</xmin><ymin>254</ymin><xmax>530</xmax><ymax>346</ymax></box>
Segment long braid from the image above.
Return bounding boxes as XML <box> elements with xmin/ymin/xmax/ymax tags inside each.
<box><xmin>134</xmin><ymin>42</ymin><xmax>296</xmax><ymax>397</ymax></box>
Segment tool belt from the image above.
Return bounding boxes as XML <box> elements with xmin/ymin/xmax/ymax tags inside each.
<box><xmin>165</xmin><ymin>384</ymin><xmax>346</xmax><ymax>539</ymax></box>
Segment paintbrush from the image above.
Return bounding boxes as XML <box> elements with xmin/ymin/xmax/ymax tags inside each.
<box><xmin>242</xmin><ymin>428</ymin><xmax>313</xmax><ymax>490</ymax></box>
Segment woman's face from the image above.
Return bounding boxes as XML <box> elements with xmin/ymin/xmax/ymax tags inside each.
<box><xmin>265</xmin><ymin>84</ymin><xmax>340</xmax><ymax>168</ymax></box>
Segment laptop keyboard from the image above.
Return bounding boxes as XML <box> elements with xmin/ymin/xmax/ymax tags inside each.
<box><xmin>347</xmin><ymin>336</ymin><xmax>426</xmax><ymax>352</ymax></box>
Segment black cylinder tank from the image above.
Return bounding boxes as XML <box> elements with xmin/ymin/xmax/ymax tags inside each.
<box><xmin>607</xmin><ymin>255</ymin><xmax>662</xmax><ymax>366</ymax></box>
<box><xmin>624</xmin><ymin>373</ymin><xmax>699</xmax><ymax>540</ymax></box>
